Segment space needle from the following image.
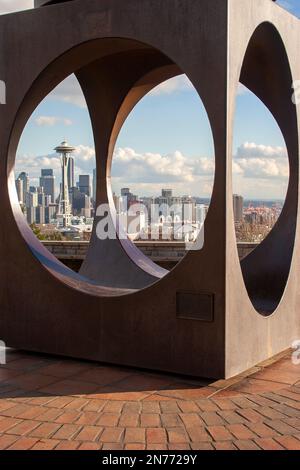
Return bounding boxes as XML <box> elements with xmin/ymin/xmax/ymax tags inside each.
<box><xmin>55</xmin><ymin>140</ymin><xmax>75</xmax><ymax>228</ymax></box>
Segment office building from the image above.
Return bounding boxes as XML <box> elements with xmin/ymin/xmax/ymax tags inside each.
<box><xmin>35</xmin><ymin>206</ymin><xmax>45</xmax><ymax>224</ymax></box>
<box><xmin>162</xmin><ymin>189</ymin><xmax>173</xmax><ymax>199</ymax></box>
<box><xmin>15</xmin><ymin>178</ymin><xmax>23</xmax><ymax>204</ymax></box>
<box><xmin>40</xmin><ymin>169</ymin><xmax>55</xmax><ymax>203</ymax></box>
<box><xmin>18</xmin><ymin>172</ymin><xmax>29</xmax><ymax>205</ymax></box>
<box><xmin>67</xmin><ymin>156</ymin><xmax>75</xmax><ymax>189</ymax></box>
<box><xmin>233</xmin><ymin>194</ymin><xmax>244</xmax><ymax>223</ymax></box>
<box><xmin>93</xmin><ymin>168</ymin><xmax>96</xmax><ymax>203</ymax></box>
<box><xmin>78</xmin><ymin>175</ymin><xmax>91</xmax><ymax>197</ymax></box>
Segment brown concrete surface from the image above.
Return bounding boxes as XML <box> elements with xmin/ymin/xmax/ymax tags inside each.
<box><xmin>0</xmin><ymin>349</ymin><xmax>299</xmax><ymax>450</ymax></box>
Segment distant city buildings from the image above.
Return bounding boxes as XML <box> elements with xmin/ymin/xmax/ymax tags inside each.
<box><xmin>15</xmin><ymin>146</ymin><xmax>283</xmax><ymax>244</ymax></box>
<box><xmin>234</xmin><ymin>194</ymin><xmax>282</xmax><ymax>243</ymax></box>
<box><xmin>113</xmin><ymin>188</ymin><xmax>207</xmax><ymax>242</ymax></box>
<box><xmin>15</xmin><ymin>140</ymin><xmax>94</xmax><ymax>238</ymax></box>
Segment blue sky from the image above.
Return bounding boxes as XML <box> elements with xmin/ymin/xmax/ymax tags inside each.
<box><xmin>1</xmin><ymin>0</ymin><xmax>299</xmax><ymax>199</ymax></box>
<box><xmin>278</xmin><ymin>0</ymin><xmax>300</xmax><ymax>16</ymax></box>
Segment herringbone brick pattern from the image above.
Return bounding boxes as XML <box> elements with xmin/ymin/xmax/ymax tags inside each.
<box><xmin>0</xmin><ymin>349</ymin><xmax>299</xmax><ymax>450</ymax></box>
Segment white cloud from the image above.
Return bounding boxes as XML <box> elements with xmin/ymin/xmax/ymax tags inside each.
<box><xmin>236</xmin><ymin>142</ymin><xmax>287</xmax><ymax>160</ymax></box>
<box><xmin>150</xmin><ymin>75</ymin><xmax>193</xmax><ymax>96</ymax></box>
<box><xmin>113</xmin><ymin>147</ymin><xmax>213</xmax><ymax>181</ymax></box>
<box><xmin>48</xmin><ymin>75</ymin><xmax>87</xmax><ymax>109</ymax></box>
<box><xmin>15</xmin><ymin>142</ymin><xmax>290</xmax><ymax>199</ymax></box>
<box><xmin>35</xmin><ymin>116</ymin><xmax>73</xmax><ymax>127</ymax></box>
<box><xmin>234</xmin><ymin>142</ymin><xmax>289</xmax><ymax>181</ymax></box>
<box><xmin>234</xmin><ymin>157</ymin><xmax>289</xmax><ymax>180</ymax></box>
<box><xmin>15</xmin><ymin>144</ymin><xmax>96</xmax><ymax>193</ymax></box>
<box><xmin>111</xmin><ymin>147</ymin><xmax>214</xmax><ymax>196</ymax></box>
<box><xmin>0</xmin><ymin>0</ymin><xmax>33</xmax><ymax>14</ymax></box>
<box><xmin>233</xmin><ymin>142</ymin><xmax>289</xmax><ymax>199</ymax></box>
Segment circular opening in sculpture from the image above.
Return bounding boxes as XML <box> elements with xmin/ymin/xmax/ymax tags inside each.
<box><xmin>14</xmin><ymin>74</ymin><xmax>95</xmax><ymax>274</ymax></box>
<box><xmin>233</xmin><ymin>23</ymin><xmax>298</xmax><ymax>316</ymax></box>
<box><xmin>8</xmin><ymin>37</ymin><xmax>216</xmax><ymax>296</ymax></box>
<box><xmin>109</xmin><ymin>74</ymin><xmax>214</xmax><ymax>271</ymax></box>
<box><xmin>233</xmin><ymin>83</ymin><xmax>289</xmax><ymax>247</ymax></box>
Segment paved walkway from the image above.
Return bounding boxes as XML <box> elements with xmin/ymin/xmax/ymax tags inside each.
<box><xmin>0</xmin><ymin>349</ymin><xmax>299</xmax><ymax>450</ymax></box>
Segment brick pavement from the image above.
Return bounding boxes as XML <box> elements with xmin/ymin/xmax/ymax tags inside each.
<box><xmin>0</xmin><ymin>349</ymin><xmax>299</xmax><ymax>450</ymax></box>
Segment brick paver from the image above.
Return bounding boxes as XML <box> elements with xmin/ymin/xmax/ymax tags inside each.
<box><xmin>0</xmin><ymin>348</ymin><xmax>299</xmax><ymax>450</ymax></box>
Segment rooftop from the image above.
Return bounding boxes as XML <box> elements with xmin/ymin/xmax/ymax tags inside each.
<box><xmin>0</xmin><ymin>348</ymin><xmax>299</xmax><ymax>450</ymax></box>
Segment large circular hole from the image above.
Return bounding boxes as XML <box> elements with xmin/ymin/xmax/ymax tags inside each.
<box><xmin>9</xmin><ymin>37</ymin><xmax>216</xmax><ymax>294</ymax></box>
<box><xmin>232</xmin><ymin>22</ymin><xmax>298</xmax><ymax>316</ymax></box>
<box><xmin>14</xmin><ymin>73</ymin><xmax>96</xmax><ymax>273</ymax></box>
<box><xmin>110</xmin><ymin>74</ymin><xmax>215</xmax><ymax>271</ymax></box>
<box><xmin>233</xmin><ymin>83</ymin><xmax>289</xmax><ymax>249</ymax></box>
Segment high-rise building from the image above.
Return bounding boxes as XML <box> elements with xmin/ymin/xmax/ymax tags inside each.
<box><xmin>45</xmin><ymin>204</ymin><xmax>57</xmax><ymax>223</ymax></box>
<box><xmin>93</xmin><ymin>168</ymin><xmax>96</xmax><ymax>203</ymax></box>
<box><xmin>55</xmin><ymin>140</ymin><xmax>75</xmax><ymax>227</ymax></box>
<box><xmin>233</xmin><ymin>194</ymin><xmax>244</xmax><ymax>222</ymax></box>
<box><xmin>37</xmin><ymin>188</ymin><xmax>45</xmax><ymax>206</ymax></box>
<box><xmin>81</xmin><ymin>195</ymin><xmax>92</xmax><ymax>218</ymax></box>
<box><xmin>79</xmin><ymin>175</ymin><xmax>91</xmax><ymax>197</ymax></box>
<box><xmin>18</xmin><ymin>172</ymin><xmax>29</xmax><ymax>205</ymax></box>
<box><xmin>26</xmin><ymin>207</ymin><xmax>36</xmax><ymax>225</ymax></box>
<box><xmin>36</xmin><ymin>206</ymin><xmax>45</xmax><ymax>224</ymax></box>
<box><xmin>121</xmin><ymin>188</ymin><xmax>130</xmax><ymax>197</ymax></box>
<box><xmin>162</xmin><ymin>189</ymin><xmax>173</xmax><ymax>199</ymax></box>
<box><xmin>25</xmin><ymin>190</ymin><xmax>38</xmax><ymax>225</ymax></box>
<box><xmin>120</xmin><ymin>188</ymin><xmax>138</xmax><ymax>211</ymax></box>
<box><xmin>69</xmin><ymin>187</ymin><xmax>86</xmax><ymax>215</ymax></box>
<box><xmin>40</xmin><ymin>169</ymin><xmax>55</xmax><ymax>203</ymax></box>
<box><xmin>15</xmin><ymin>178</ymin><xmax>23</xmax><ymax>204</ymax></box>
<box><xmin>67</xmin><ymin>156</ymin><xmax>75</xmax><ymax>189</ymax></box>
<box><xmin>25</xmin><ymin>191</ymin><xmax>38</xmax><ymax>209</ymax></box>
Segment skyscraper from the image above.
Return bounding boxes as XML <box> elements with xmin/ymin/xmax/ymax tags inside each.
<box><xmin>162</xmin><ymin>189</ymin><xmax>173</xmax><ymax>199</ymax></box>
<box><xmin>120</xmin><ymin>188</ymin><xmax>138</xmax><ymax>211</ymax></box>
<box><xmin>55</xmin><ymin>140</ymin><xmax>75</xmax><ymax>227</ymax></box>
<box><xmin>121</xmin><ymin>188</ymin><xmax>130</xmax><ymax>197</ymax></box>
<box><xmin>67</xmin><ymin>156</ymin><xmax>75</xmax><ymax>189</ymax></box>
<box><xmin>233</xmin><ymin>194</ymin><xmax>244</xmax><ymax>223</ymax></box>
<box><xmin>93</xmin><ymin>168</ymin><xmax>96</xmax><ymax>203</ymax></box>
<box><xmin>18</xmin><ymin>172</ymin><xmax>29</xmax><ymax>205</ymax></box>
<box><xmin>70</xmin><ymin>187</ymin><xmax>86</xmax><ymax>215</ymax></box>
<box><xmin>81</xmin><ymin>195</ymin><xmax>92</xmax><ymax>218</ymax></box>
<box><xmin>25</xmin><ymin>191</ymin><xmax>38</xmax><ymax>225</ymax></box>
<box><xmin>40</xmin><ymin>169</ymin><xmax>55</xmax><ymax>203</ymax></box>
<box><xmin>79</xmin><ymin>175</ymin><xmax>91</xmax><ymax>197</ymax></box>
<box><xmin>15</xmin><ymin>178</ymin><xmax>23</xmax><ymax>204</ymax></box>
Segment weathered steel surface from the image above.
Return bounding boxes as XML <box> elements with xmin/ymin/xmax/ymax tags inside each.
<box><xmin>0</xmin><ymin>0</ymin><xmax>298</xmax><ymax>378</ymax></box>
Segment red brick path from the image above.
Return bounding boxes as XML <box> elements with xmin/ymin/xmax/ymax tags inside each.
<box><xmin>0</xmin><ymin>349</ymin><xmax>299</xmax><ymax>450</ymax></box>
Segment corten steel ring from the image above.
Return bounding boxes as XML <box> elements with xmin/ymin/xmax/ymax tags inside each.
<box><xmin>0</xmin><ymin>0</ymin><xmax>299</xmax><ymax>378</ymax></box>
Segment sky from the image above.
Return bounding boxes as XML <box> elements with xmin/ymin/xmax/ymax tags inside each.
<box><xmin>1</xmin><ymin>0</ymin><xmax>299</xmax><ymax>200</ymax></box>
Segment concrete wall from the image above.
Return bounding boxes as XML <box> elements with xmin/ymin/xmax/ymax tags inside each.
<box><xmin>42</xmin><ymin>240</ymin><xmax>258</xmax><ymax>268</ymax></box>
